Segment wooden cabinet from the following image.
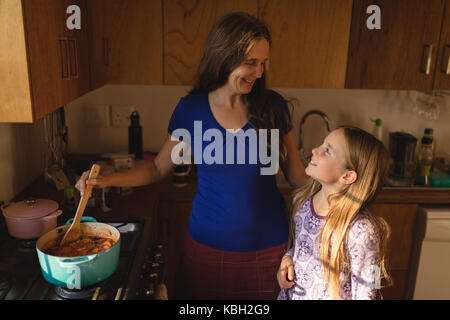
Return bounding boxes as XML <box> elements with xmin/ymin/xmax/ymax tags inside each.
<box><xmin>260</xmin><ymin>0</ymin><xmax>353</xmax><ymax>89</ymax></box>
<box><xmin>0</xmin><ymin>0</ymin><xmax>89</xmax><ymax>122</ymax></box>
<box><xmin>87</xmin><ymin>0</ymin><xmax>162</xmax><ymax>89</ymax></box>
<box><xmin>346</xmin><ymin>0</ymin><xmax>445</xmax><ymax>90</ymax></box>
<box><xmin>153</xmin><ymin>194</ymin><xmax>193</xmax><ymax>299</ymax></box>
<box><xmin>368</xmin><ymin>203</ymin><xmax>418</xmax><ymax>300</ymax></box>
<box><xmin>163</xmin><ymin>0</ymin><xmax>257</xmax><ymax>85</ymax></box>
<box><xmin>434</xmin><ymin>0</ymin><xmax>450</xmax><ymax>89</ymax></box>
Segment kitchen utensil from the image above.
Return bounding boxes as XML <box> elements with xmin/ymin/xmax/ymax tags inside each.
<box><xmin>36</xmin><ymin>217</ymin><xmax>121</xmax><ymax>288</ymax></box>
<box><xmin>388</xmin><ymin>132</ymin><xmax>417</xmax><ymax>186</ymax></box>
<box><xmin>60</xmin><ymin>164</ymin><xmax>101</xmax><ymax>245</ymax></box>
<box><xmin>1</xmin><ymin>198</ymin><xmax>63</xmax><ymax>239</ymax></box>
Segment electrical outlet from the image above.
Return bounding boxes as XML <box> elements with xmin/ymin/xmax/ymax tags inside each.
<box><xmin>83</xmin><ymin>104</ymin><xmax>110</xmax><ymax>128</ymax></box>
<box><xmin>111</xmin><ymin>106</ymin><xmax>136</xmax><ymax>127</ymax></box>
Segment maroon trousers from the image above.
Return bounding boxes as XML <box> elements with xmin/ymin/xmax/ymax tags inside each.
<box><xmin>176</xmin><ymin>234</ymin><xmax>287</xmax><ymax>300</ymax></box>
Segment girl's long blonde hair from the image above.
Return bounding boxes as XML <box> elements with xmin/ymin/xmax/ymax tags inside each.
<box><xmin>287</xmin><ymin>126</ymin><xmax>393</xmax><ymax>299</ymax></box>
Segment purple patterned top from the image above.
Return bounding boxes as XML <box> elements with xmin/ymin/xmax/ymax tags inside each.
<box><xmin>277</xmin><ymin>196</ymin><xmax>381</xmax><ymax>300</ymax></box>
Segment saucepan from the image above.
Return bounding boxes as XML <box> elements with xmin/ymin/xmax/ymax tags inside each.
<box><xmin>1</xmin><ymin>198</ymin><xmax>62</xmax><ymax>239</ymax></box>
<box><xmin>36</xmin><ymin>217</ymin><xmax>121</xmax><ymax>288</ymax></box>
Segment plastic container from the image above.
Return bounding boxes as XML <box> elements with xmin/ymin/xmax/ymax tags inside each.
<box><xmin>429</xmin><ymin>169</ymin><xmax>450</xmax><ymax>187</ymax></box>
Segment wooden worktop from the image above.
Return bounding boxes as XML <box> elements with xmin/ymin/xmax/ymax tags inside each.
<box><xmin>12</xmin><ymin>169</ymin><xmax>450</xmax><ymax>221</ymax></box>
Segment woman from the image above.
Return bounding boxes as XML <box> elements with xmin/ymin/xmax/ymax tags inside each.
<box><xmin>76</xmin><ymin>12</ymin><xmax>306</xmax><ymax>299</ymax></box>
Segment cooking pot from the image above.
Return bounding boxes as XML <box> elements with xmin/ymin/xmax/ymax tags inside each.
<box><xmin>1</xmin><ymin>198</ymin><xmax>62</xmax><ymax>239</ymax></box>
<box><xmin>36</xmin><ymin>217</ymin><xmax>121</xmax><ymax>288</ymax></box>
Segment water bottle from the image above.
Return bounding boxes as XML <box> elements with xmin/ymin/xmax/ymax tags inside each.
<box><xmin>129</xmin><ymin>111</ymin><xmax>143</xmax><ymax>159</ymax></box>
<box><xmin>423</xmin><ymin>128</ymin><xmax>435</xmax><ymax>170</ymax></box>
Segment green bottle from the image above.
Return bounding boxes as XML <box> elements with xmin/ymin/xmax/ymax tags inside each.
<box><xmin>415</xmin><ymin>136</ymin><xmax>434</xmax><ymax>186</ymax></box>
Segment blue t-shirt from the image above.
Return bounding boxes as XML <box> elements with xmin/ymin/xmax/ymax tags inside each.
<box><xmin>168</xmin><ymin>92</ymin><xmax>292</xmax><ymax>252</ymax></box>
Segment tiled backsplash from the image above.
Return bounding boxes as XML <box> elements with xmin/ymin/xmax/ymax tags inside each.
<box><xmin>65</xmin><ymin>85</ymin><xmax>450</xmax><ymax>158</ymax></box>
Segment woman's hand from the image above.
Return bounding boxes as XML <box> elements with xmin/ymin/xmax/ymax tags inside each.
<box><xmin>277</xmin><ymin>255</ymin><xmax>295</xmax><ymax>289</ymax></box>
<box><xmin>75</xmin><ymin>170</ymin><xmax>109</xmax><ymax>196</ymax></box>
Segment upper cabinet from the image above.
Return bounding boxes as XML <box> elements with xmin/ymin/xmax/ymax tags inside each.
<box><xmin>0</xmin><ymin>0</ymin><xmax>89</xmax><ymax>122</ymax></box>
<box><xmin>163</xmin><ymin>0</ymin><xmax>258</xmax><ymax>85</ymax></box>
<box><xmin>87</xmin><ymin>0</ymin><xmax>162</xmax><ymax>89</ymax></box>
<box><xmin>260</xmin><ymin>0</ymin><xmax>353</xmax><ymax>89</ymax></box>
<box><xmin>346</xmin><ymin>0</ymin><xmax>446</xmax><ymax>90</ymax></box>
<box><xmin>434</xmin><ymin>0</ymin><xmax>450</xmax><ymax>90</ymax></box>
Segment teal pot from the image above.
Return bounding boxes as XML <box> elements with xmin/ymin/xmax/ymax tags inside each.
<box><xmin>36</xmin><ymin>219</ymin><xmax>120</xmax><ymax>288</ymax></box>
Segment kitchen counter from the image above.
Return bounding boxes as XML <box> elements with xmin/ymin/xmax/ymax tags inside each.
<box><xmin>8</xmin><ymin>155</ymin><xmax>449</xmax><ymax>219</ymax></box>
<box><xmin>12</xmin><ymin>168</ymin><xmax>450</xmax><ymax>220</ymax></box>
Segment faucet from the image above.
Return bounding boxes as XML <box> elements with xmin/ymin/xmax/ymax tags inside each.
<box><xmin>298</xmin><ymin>110</ymin><xmax>332</xmax><ymax>166</ymax></box>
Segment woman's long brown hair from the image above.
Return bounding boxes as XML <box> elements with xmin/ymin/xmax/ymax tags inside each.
<box><xmin>287</xmin><ymin>126</ymin><xmax>393</xmax><ymax>299</ymax></box>
<box><xmin>189</xmin><ymin>12</ymin><xmax>292</xmax><ymax>160</ymax></box>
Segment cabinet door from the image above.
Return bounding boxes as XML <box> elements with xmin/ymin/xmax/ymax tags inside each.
<box><xmin>154</xmin><ymin>198</ymin><xmax>192</xmax><ymax>299</ymax></box>
<box><xmin>369</xmin><ymin>203</ymin><xmax>418</xmax><ymax>299</ymax></box>
<box><xmin>434</xmin><ymin>0</ymin><xmax>450</xmax><ymax>89</ymax></box>
<box><xmin>22</xmin><ymin>0</ymin><xmax>68</xmax><ymax>121</ymax></box>
<box><xmin>346</xmin><ymin>0</ymin><xmax>444</xmax><ymax>90</ymax></box>
<box><xmin>260</xmin><ymin>0</ymin><xmax>352</xmax><ymax>89</ymax></box>
<box><xmin>0</xmin><ymin>0</ymin><xmax>33</xmax><ymax>122</ymax></box>
<box><xmin>88</xmin><ymin>0</ymin><xmax>162</xmax><ymax>88</ymax></box>
<box><xmin>164</xmin><ymin>0</ymin><xmax>257</xmax><ymax>85</ymax></box>
<box><xmin>61</xmin><ymin>0</ymin><xmax>90</xmax><ymax>106</ymax></box>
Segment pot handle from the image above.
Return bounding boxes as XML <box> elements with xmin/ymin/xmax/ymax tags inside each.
<box><xmin>65</xmin><ymin>216</ymin><xmax>97</xmax><ymax>225</ymax></box>
<box><xmin>41</xmin><ymin>210</ymin><xmax>63</xmax><ymax>221</ymax></box>
<box><xmin>57</xmin><ymin>255</ymin><xmax>96</xmax><ymax>266</ymax></box>
<box><xmin>0</xmin><ymin>201</ymin><xmax>10</xmax><ymax>210</ymax></box>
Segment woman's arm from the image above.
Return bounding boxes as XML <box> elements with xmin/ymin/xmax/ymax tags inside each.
<box><xmin>76</xmin><ymin>134</ymin><xmax>179</xmax><ymax>194</ymax></box>
<box><xmin>280</xmin><ymin>130</ymin><xmax>308</xmax><ymax>188</ymax></box>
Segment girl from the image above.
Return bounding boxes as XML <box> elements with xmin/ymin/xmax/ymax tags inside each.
<box><xmin>277</xmin><ymin>126</ymin><xmax>392</xmax><ymax>300</ymax></box>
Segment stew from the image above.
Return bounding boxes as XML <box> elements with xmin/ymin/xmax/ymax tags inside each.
<box><xmin>44</xmin><ymin>236</ymin><xmax>116</xmax><ymax>257</ymax></box>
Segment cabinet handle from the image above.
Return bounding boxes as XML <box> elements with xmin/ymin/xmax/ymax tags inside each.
<box><xmin>102</xmin><ymin>37</ymin><xmax>109</xmax><ymax>66</ymax></box>
<box><xmin>421</xmin><ymin>44</ymin><xmax>433</xmax><ymax>75</ymax></box>
<box><xmin>68</xmin><ymin>38</ymin><xmax>78</xmax><ymax>78</ymax></box>
<box><xmin>442</xmin><ymin>45</ymin><xmax>450</xmax><ymax>75</ymax></box>
<box><xmin>58</xmin><ymin>38</ymin><xmax>70</xmax><ymax>80</ymax></box>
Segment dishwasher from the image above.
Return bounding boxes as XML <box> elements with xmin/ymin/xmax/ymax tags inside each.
<box><xmin>405</xmin><ymin>205</ymin><xmax>450</xmax><ymax>299</ymax></box>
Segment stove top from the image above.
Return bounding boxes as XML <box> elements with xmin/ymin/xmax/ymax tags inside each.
<box><xmin>0</xmin><ymin>215</ymin><xmax>166</xmax><ymax>300</ymax></box>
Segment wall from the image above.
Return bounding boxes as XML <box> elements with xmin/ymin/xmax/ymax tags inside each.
<box><xmin>1</xmin><ymin>85</ymin><xmax>447</xmax><ymax>202</ymax></box>
<box><xmin>65</xmin><ymin>85</ymin><xmax>450</xmax><ymax>159</ymax></box>
<box><xmin>0</xmin><ymin>122</ymin><xmax>46</xmax><ymax>202</ymax></box>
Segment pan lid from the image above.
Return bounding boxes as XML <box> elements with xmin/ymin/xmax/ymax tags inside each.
<box><xmin>1</xmin><ymin>198</ymin><xmax>59</xmax><ymax>220</ymax></box>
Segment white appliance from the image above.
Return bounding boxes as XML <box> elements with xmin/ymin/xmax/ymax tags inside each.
<box><xmin>409</xmin><ymin>206</ymin><xmax>450</xmax><ymax>299</ymax></box>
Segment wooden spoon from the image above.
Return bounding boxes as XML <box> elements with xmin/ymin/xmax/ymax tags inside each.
<box><xmin>60</xmin><ymin>164</ymin><xmax>101</xmax><ymax>245</ymax></box>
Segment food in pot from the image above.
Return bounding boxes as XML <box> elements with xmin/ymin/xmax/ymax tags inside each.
<box><xmin>44</xmin><ymin>235</ymin><xmax>116</xmax><ymax>257</ymax></box>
